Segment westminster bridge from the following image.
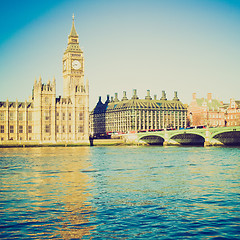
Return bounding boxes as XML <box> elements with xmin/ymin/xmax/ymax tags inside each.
<box><xmin>124</xmin><ymin>126</ymin><xmax>240</xmax><ymax>146</ymax></box>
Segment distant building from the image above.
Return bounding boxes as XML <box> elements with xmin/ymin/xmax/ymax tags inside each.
<box><xmin>90</xmin><ymin>90</ymin><xmax>187</xmax><ymax>137</ymax></box>
<box><xmin>226</xmin><ymin>98</ymin><xmax>240</xmax><ymax>126</ymax></box>
<box><xmin>0</xmin><ymin>15</ymin><xmax>89</xmax><ymax>143</ymax></box>
<box><xmin>188</xmin><ymin>93</ymin><xmax>226</xmax><ymax>127</ymax></box>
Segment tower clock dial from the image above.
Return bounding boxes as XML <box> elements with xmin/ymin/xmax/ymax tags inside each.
<box><xmin>72</xmin><ymin>60</ymin><xmax>81</xmax><ymax>70</ymax></box>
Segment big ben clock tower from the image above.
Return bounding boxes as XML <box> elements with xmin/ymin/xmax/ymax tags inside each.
<box><xmin>63</xmin><ymin>14</ymin><xmax>85</xmax><ymax>97</ymax></box>
<box><xmin>62</xmin><ymin>14</ymin><xmax>89</xmax><ymax>141</ymax></box>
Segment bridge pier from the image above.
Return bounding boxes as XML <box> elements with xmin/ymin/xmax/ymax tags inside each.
<box><xmin>204</xmin><ymin>141</ymin><xmax>211</xmax><ymax>147</ymax></box>
<box><xmin>204</xmin><ymin>127</ymin><xmax>211</xmax><ymax>146</ymax></box>
<box><xmin>163</xmin><ymin>141</ymin><xmax>169</xmax><ymax>146</ymax></box>
<box><xmin>164</xmin><ymin>130</ymin><xmax>169</xmax><ymax>146</ymax></box>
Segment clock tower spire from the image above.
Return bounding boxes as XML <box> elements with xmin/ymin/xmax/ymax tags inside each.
<box><xmin>62</xmin><ymin>14</ymin><xmax>85</xmax><ymax>98</ymax></box>
<box><xmin>69</xmin><ymin>14</ymin><xmax>78</xmax><ymax>38</ymax></box>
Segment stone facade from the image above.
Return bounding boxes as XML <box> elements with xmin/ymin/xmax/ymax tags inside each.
<box><xmin>0</xmin><ymin>16</ymin><xmax>89</xmax><ymax>143</ymax></box>
<box><xmin>90</xmin><ymin>90</ymin><xmax>187</xmax><ymax>137</ymax></box>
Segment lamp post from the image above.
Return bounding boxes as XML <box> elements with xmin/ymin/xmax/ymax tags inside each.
<box><xmin>224</xmin><ymin>110</ymin><xmax>228</xmax><ymax>127</ymax></box>
<box><xmin>206</xmin><ymin>109</ymin><xmax>209</xmax><ymax>127</ymax></box>
<box><xmin>190</xmin><ymin>112</ymin><xmax>192</xmax><ymax>127</ymax></box>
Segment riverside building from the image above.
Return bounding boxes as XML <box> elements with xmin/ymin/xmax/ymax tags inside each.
<box><xmin>90</xmin><ymin>90</ymin><xmax>187</xmax><ymax>137</ymax></box>
<box><xmin>0</xmin><ymin>15</ymin><xmax>89</xmax><ymax>143</ymax></box>
<box><xmin>188</xmin><ymin>93</ymin><xmax>226</xmax><ymax>127</ymax></box>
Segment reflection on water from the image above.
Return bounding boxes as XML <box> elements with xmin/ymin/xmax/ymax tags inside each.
<box><xmin>0</xmin><ymin>146</ymin><xmax>240</xmax><ymax>239</ymax></box>
<box><xmin>0</xmin><ymin>147</ymin><xmax>95</xmax><ymax>239</ymax></box>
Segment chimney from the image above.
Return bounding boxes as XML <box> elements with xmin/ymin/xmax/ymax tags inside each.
<box><xmin>192</xmin><ymin>93</ymin><xmax>196</xmax><ymax>100</ymax></box>
<box><xmin>173</xmin><ymin>91</ymin><xmax>179</xmax><ymax>101</ymax></box>
<box><xmin>160</xmin><ymin>90</ymin><xmax>167</xmax><ymax>100</ymax></box>
<box><xmin>207</xmin><ymin>93</ymin><xmax>212</xmax><ymax>102</ymax></box>
<box><xmin>132</xmin><ymin>89</ymin><xmax>139</xmax><ymax>99</ymax></box>
<box><xmin>122</xmin><ymin>91</ymin><xmax>128</xmax><ymax>101</ymax></box>
<box><xmin>114</xmin><ymin>93</ymin><xmax>119</xmax><ymax>102</ymax></box>
<box><xmin>145</xmin><ymin>90</ymin><xmax>152</xmax><ymax>100</ymax></box>
<box><xmin>154</xmin><ymin>95</ymin><xmax>157</xmax><ymax>100</ymax></box>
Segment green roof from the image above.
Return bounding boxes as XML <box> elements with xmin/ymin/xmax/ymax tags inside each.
<box><xmin>196</xmin><ymin>98</ymin><xmax>223</xmax><ymax>110</ymax></box>
<box><xmin>92</xmin><ymin>98</ymin><xmax>186</xmax><ymax>114</ymax></box>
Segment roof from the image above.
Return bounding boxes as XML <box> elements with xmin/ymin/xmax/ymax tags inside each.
<box><xmin>195</xmin><ymin>98</ymin><xmax>223</xmax><ymax>111</ymax></box>
<box><xmin>91</xmin><ymin>97</ymin><xmax>187</xmax><ymax>114</ymax></box>
<box><xmin>65</xmin><ymin>44</ymin><xmax>82</xmax><ymax>53</ymax></box>
<box><xmin>0</xmin><ymin>101</ymin><xmax>33</xmax><ymax>108</ymax></box>
<box><xmin>235</xmin><ymin>101</ymin><xmax>240</xmax><ymax>108</ymax></box>
<box><xmin>56</xmin><ymin>97</ymin><xmax>72</xmax><ymax>105</ymax></box>
<box><xmin>69</xmin><ymin>15</ymin><xmax>78</xmax><ymax>37</ymax></box>
<box><xmin>65</xmin><ymin>17</ymin><xmax>82</xmax><ymax>53</ymax></box>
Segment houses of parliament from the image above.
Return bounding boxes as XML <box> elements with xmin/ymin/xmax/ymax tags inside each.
<box><xmin>0</xmin><ymin>16</ymin><xmax>89</xmax><ymax>143</ymax></box>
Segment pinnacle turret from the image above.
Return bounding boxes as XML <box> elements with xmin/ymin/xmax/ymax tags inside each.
<box><xmin>69</xmin><ymin>13</ymin><xmax>78</xmax><ymax>37</ymax></box>
<box><xmin>65</xmin><ymin>14</ymin><xmax>82</xmax><ymax>53</ymax></box>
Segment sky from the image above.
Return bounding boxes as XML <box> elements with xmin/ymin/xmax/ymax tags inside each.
<box><xmin>0</xmin><ymin>0</ymin><xmax>240</xmax><ymax>109</ymax></box>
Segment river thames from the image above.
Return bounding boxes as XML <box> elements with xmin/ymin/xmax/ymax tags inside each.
<box><xmin>0</xmin><ymin>146</ymin><xmax>239</xmax><ymax>239</ymax></box>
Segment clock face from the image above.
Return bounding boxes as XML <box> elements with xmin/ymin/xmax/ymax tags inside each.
<box><xmin>72</xmin><ymin>60</ymin><xmax>81</xmax><ymax>70</ymax></box>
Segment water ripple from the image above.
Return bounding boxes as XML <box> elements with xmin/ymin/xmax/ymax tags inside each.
<box><xmin>0</xmin><ymin>146</ymin><xmax>239</xmax><ymax>239</ymax></box>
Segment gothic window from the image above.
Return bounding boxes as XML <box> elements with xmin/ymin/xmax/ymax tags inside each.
<box><xmin>28</xmin><ymin>126</ymin><xmax>32</xmax><ymax>133</ymax></box>
<box><xmin>78</xmin><ymin>125</ymin><xmax>83</xmax><ymax>133</ymax></box>
<box><xmin>19</xmin><ymin>125</ymin><xmax>23</xmax><ymax>133</ymax></box>
<box><xmin>56</xmin><ymin>112</ymin><xmax>59</xmax><ymax>120</ymax></box>
<box><xmin>28</xmin><ymin>112</ymin><xmax>32</xmax><ymax>121</ymax></box>
<box><xmin>45</xmin><ymin>111</ymin><xmax>51</xmax><ymax>121</ymax></box>
<box><xmin>45</xmin><ymin>97</ymin><xmax>50</xmax><ymax>104</ymax></box>
<box><xmin>10</xmin><ymin>125</ymin><xmax>14</xmax><ymax>133</ymax></box>
<box><xmin>45</xmin><ymin>125</ymin><xmax>51</xmax><ymax>133</ymax></box>
<box><xmin>19</xmin><ymin>112</ymin><xmax>24</xmax><ymax>121</ymax></box>
<box><xmin>62</xmin><ymin>113</ymin><xmax>65</xmax><ymax>121</ymax></box>
<box><xmin>62</xmin><ymin>125</ymin><xmax>65</xmax><ymax>133</ymax></box>
<box><xmin>69</xmin><ymin>125</ymin><xmax>71</xmax><ymax>133</ymax></box>
<box><xmin>0</xmin><ymin>125</ymin><xmax>4</xmax><ymax>133</ymax></box>
<box><xmin>0</xmin><ymin>112</ymin><xmax>4</xmax><ymax>121</ymax></box>
<box><xmin>79</xmin><ymin>112</ymin><xmax>84</xmax><ymax>121</ymax></box>
<box><xmin>56</xmin><ymin>125</ymin><xmax>59</xmax><ymax>133</ymax></box>
<box><xmin>9</xmin><ymin>112</ymin><xmax>14</xmax><ymax>121</ymax></box>
<box><xmin>69</xmin><ymin>113</ymin><xmax>71</xmax><ymax>121</ymax></box>
<box><xmin>78</xmin><ymin>98</ymin><xmax>83</xmax><ymax>104</ymax></box>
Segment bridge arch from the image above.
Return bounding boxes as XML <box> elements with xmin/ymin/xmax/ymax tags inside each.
<box><xmin>170</xmin><ymin>132</ymin><xmax>205</xmax><ymax>145</ymax></box>
<box><xmin>139</xmin><ymin>134</ymin><xmax>165</xmax><ymax>145</ymax></box>
<box><xmin>211</xmin><ymin>129</ymin><xmax>240</xmax><ymax>145</ymax></box>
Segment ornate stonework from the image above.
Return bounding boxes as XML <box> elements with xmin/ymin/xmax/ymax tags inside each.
<box><xmin>0</xmin><ymin>16</ymin><xmax>89</xmax><ymax>143</ymax></box>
